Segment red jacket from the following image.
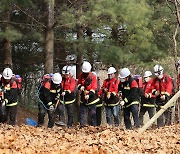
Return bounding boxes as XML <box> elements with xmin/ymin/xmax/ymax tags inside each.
<box><xmin>61</xmin><ymin>75</ymin><xmax>76</xmax><ymax>103</ymax></box>
<box><xmin>61</xmin><ymin>76</ymin><xmax>76</xmax><ymax>93</ymax></box>
<box><xmin>152</xmin><ymin>74</ymin><xmax>173</xmax><ymax>97</ymax></box>
<box><xmin>141</xmin><ymin>78</ymin><xmax>155</xmax><ymax>106</ymax></box>
<box><xmin>143</xmin><ymin>79</ymin><xmax>155</xmax><ymax>98</ymax></box>
<box><xmin>78</xmin><ymin>72</ymin><xmax>97</xmax><ymax>92</ymax></box>
<box><xmin>78</xmin><ymin>72</ymin><xmax>99</xmax><ymax>105</ymax></box>
<box><xmin>100</xmin><ymin>76</ymin><xmax>120</xmax><ymax>106</ymax></box>
<box><xmin>100</xmin><ymin>77</ymin><xmax>119</xmax><ymax>95</ymax></box>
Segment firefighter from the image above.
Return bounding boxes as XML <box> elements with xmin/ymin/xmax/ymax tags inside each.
<box><xmin>100</xmin><ymin>67</ymin><xmax>120</xmax><ymax>126</ymax></box>
<box><xmin>118</xmin><ymin>68</ymin><xmax>140</xmax><ymax>129</ymax></box>
<box><xmin>139</xmin><ymin>71</ymin><xmax>155</xmax><ymax>126</ymax></box>
<box><xmin>56</xmin><ymin>66</ymin><xmax>76</xmax><ymax>127</ymax></box>
<box><xmin>78</xmin><ymin>61</ymin><xmax>99</xmax><ymax>127</ymax></box>
<box><xmin>152</xmin><ymin>64</ymin><xmax>173</xmax><ymax>127</ymax></box>
<box><xmin>38</xmin><ymin>73</ymin><xmax>62</xmax><ymax>128</ymax></box>
<box><xmin>0</xmin><ymin>68</ymin><xmax>18</xmax><ymax>125</ymax></box>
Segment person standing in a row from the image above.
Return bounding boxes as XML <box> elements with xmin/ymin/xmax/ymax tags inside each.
<box><xmin>58</xmin><ymin>66</ymin><xmax>76</xmax><ymax>127</ymax></box>
<box><xmin>78</xmin><ymin>61</ymin><xmax>99</xmax><ymax>127</ymax></box>
<box><xmin>0</xmin><ymin>68</ymin><xmax>18</xmax><ymax>125</ymax></box>
<box><xmin>152</xmin><ymin>64</ymin><xmax>173</xmax><ymax>127</ymax></box>
<box><xmin>139</xmin><ymin>71</ymin><xmax>155</xmax><ymax>125</ymax></box>
<box><xmin>118</xmin><ymin>68</ymin><xmax>140</xmax><ymax>129</ymax></box>
<box><xmin>38</xmin><ymin>73</ymin><xmax>62</xmax><ymax>128</ymax></box>
<box><xmin>99</xmin><ymin>67</ymin><xmax>120</xmax><ymax>126</ymax></box>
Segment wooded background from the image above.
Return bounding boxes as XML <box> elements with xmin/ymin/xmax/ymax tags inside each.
<box><xmin>0</xmin><ymin>0</ymin><xmax>179</xmax><ymax>109</ymax></box>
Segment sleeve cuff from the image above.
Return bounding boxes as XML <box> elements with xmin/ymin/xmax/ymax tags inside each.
<box><xmin>47</xmin><ymin>102</ymin><xmax>53</xmax><ymax>106</ymax></box>
<box><xmin>65</xmin><ymin>90</ymin><xmax>71</xmax><ymax>93</ymax></box>
<box><xmin>124</xmin><ymin>97</ymin><xmax>128</xmax><ymax>103</ymax></box>
<box><xmin>5</xmin><ymin>99</ymin><xmax>8</xmax><ymax>104</ymax></box>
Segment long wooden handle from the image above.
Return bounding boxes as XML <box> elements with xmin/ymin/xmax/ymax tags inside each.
<box><xmin>54</xmin><ymin>99</ymin><xmax>60</xmax><ymax>110</ymax></box>
<box><xmin>139</xmin><ymin>90</ymin><xmax>180</xmax><ymax>133</ymax></box>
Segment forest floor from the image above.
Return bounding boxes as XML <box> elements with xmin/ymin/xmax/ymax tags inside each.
<box><xmin>0</xmin><ymin>106</ymin><xmax>179</xmax><ymax>153</ymax></box>
<box><xmin>16</xmin><ymin>106</ymin><xmax>38</xmax><ymax>126</ymax></box>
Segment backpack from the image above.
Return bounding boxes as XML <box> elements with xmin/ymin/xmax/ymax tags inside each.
<box><xmin>36</xmin><ymin>74</ymin><xmax>53</xmax><ymax>110</ymax></box>
<box><xmin>133</xmin><ymin>75</ymin><xmax>143</xmax><ymax>97</ymax></box>
<box><xmin>11</xmin><ymin>75</ymin><xmax>23</xmax><ymax>95</ymax></box>
<box><xmin>39</xmin><ymin>74</ymin><xmax>53</xmax><ymax>91</ymax></box>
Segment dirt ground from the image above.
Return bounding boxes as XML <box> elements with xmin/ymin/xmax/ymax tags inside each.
<box><xmin>16</xmin><ymin>106</ymin><xmax>38</xmax><ymax>126</ymax></box>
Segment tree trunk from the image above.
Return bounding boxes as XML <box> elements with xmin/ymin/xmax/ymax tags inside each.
<box><xmin>2</xmin><ymin>10</ymin><xmax>12</xmax><ymax>68</ymax></box>
<box><xmin>76</xmin><ymin>25</ymin><xmax>84</xmax><ymax>77</ymax></box>
<box><xmin>172</xmin><ymin>0</ymin><xmax>180</xmax><ymax>123</ymax></box>
<box><xmin>86</xmin><ymin>28</ymin><xmax>94</xmax><ymax>68</ymax></box>
<box><xmin>44</xmin><ymin>0</ymin><xmax>54</xmax><ymax>74</ymax></box>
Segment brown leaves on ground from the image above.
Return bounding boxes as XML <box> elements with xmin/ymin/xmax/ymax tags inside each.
<box><xmin>0</xmin><ymin>124</ymin><xmax>179</xmax><ymax>154</ymax></box>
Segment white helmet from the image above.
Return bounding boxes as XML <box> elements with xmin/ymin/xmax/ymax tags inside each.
<box><xmin>62</xmin><ymin>66</ymin><xmax>71</xmax><ymax>75</ymax></box>
<box><xmin>154</xmin><ymin>64</ymin><xmax>163</xmax><ymax>76</ymax></box>
<box><xmin>82</xmin><ymin>61</ymin><xmax>92</xmax><ymax>73</ymax></box>
<box><xmin>119</xmin><ymin>68</ymin><xmax>130</xmax><ymax>78</ymax></box>
<box><xmin>107</xmin><ymin>67</ymin><xmax>116</xmax><ymax>74</ymax></box>
<box><xmin>2</xmin><ymin>68</ymin><xmax>13</xmax><ymax>79</ymax></box>
<box><xmin>52</xmin><ymin>73</ymin><xmax>62</xmax><ymax>84</ymax></box>
<box><xmin>178</xmin><ymin>60</ymin><xmax>180</xmax><ymax>67</ymax></box>
<box><xmin>144</xmin><ymin>71</ymin><xmax>152</xmax><ymax>78</ymax></box>
<box><xmin>178</xmin><ymin>59</ymin><xmax>180</xmax><ymax>64</ymax></box>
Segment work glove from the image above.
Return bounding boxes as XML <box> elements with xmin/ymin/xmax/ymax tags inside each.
<box><xmin>61</xmin><ymin>92</ymin><xmax>66</xmax><ymax>96</ymax></box>
<box><xmin>0</xmin><ymin>99</ymin><xmax>6</xmax><ymax>107</ymax></box>
<box><xmin>49</xmin><ymin>105</ymin><xmax>55</xmax><ymax>112</ymax></box>
<box><xmin>103</xmin><ymin>88</ymin><xmax>108</xmax><ymax>93</ymax></box>
<box><xmin>80</xmin><ymin>86</ymin><xmax>85</xmax><ymax>91</ymax></box>
<box><xmin>85</xmin><ymin>95</ymin><xmax>89</xmax><ymax>100</ymax></box>
<box><xmin>144</xmin><ymin>93</ymin><xmax>151</xmax><ymax>98</ymax></box>
<box><xmin>154</xmin><ymin>91</ymin><xmax>160</xmax><ymax>96</ymax></box>
<box><xmin>84</xmin><ymin>90</ymin><xmax>89</xmax><ymax>95</ymax></box>
<box><xmin>120</xmin><ymin>101</ymin><xmax>125</xmax><ymax>106</ymax></box>
<box><xmin>160</xmin><ymin>95</ymin><xmax>166</xmax><ymax>101</ymax></box>
<box><xmin>107</xmin><ymin>92</ymin><xmax>111</xmax><ymax>99</ymax></box>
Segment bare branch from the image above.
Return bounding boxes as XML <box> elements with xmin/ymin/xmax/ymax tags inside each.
<box><xmin>166</xmin><ymin>0</ymin><xmax>174</xmax><ymax>12</ymax></box>
<box><xmin>0</xmin><ymin>21</ymin><xmax>44</xmax><ymax>28</ymax></box>
<box><xmin>67</xmin><ymin>0</ymin><xmax>72</xmax><ymax>4</ymax></box>
<box><xmin>174</xmin><ymin>0</ymin><xmax>180</xmax><ymax>25</ymax></box>
<box><xmin>12</xmin><ymin>3</ymin><xmax>46</xmax><ymax>28</ymax></box>
<box><xmin>172</xmin><ymin>24</ymin><xmax>179</xmax><ymax>63</ymax></box>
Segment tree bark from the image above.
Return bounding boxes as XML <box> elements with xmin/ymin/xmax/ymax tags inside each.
<box><xmin>172</xmin><ymin>0</ymin><xmax>180</xmax><ymax>123</ymax></box>
<box><xmin>44</xmin><ymin>0</ymin><xmax>54</xmax><ymax>74</ymax></box>
<box><xmin>2</xmin><ymin>10</ymin><xmax>12</xmax><ymax>68</ymax></box>
<box><xmin>76</xmin><ymin>25</ymin><xmax>84</xmax><ymax>77</ymax></box>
